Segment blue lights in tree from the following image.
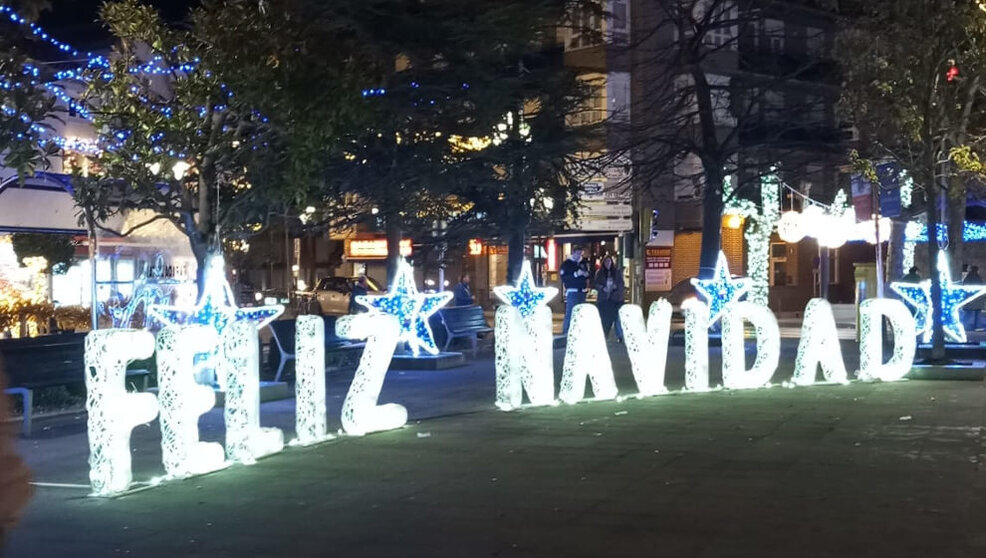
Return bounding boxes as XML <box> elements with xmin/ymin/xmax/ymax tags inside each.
<box><xmin>148</xmin><ymin>256</ymin><xmax>283</xmax><ymax>335</ymax></box>
<box><xmin>356</xmin><ymin>259</ymin><xmax>452</xmax><ymax>356</ymax></box>
<box><xmin>904</xmin><ymin>222</ymin><xmax>986</xmax><ymax>243</ymax></box>
<box><xmin>691</xmin><ymin>251</ymin><xmax>751</xmax><ymax>325</ymax></box>
<box><xmin>493</xmin><ymin>260</ymin><xmax>557</xmax><ymax>319</ymax></box>
<box><xmin>889</xmin><ymin>252</ymin><xmax>986</xmax><ymax>343</ymax></box>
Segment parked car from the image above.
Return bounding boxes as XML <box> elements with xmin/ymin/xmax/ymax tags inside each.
<box><xmin>313</xmin><ymin>276</ymin><xmax>383</xmax><ymax>315</ymax></box>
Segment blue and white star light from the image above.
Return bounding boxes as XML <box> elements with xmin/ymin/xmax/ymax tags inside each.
<box><xmin>493</xmin><ymin>260</ymin><xmax>558</xmax><ymax>319</ymax></box>
<box><xmin>148</xmin><ymin>255</ymin><xmax>283</xmax><ymax>336</ymax></box>
<box><xmin>890</xmin><ymin>252</ymin><xmax>986</xmax><ymax>343</ymax></box>
<box><xmin>691</xmin><ymin>251</ymin><xmax>751</xmax><ymax>325</ymax></box>
<box><xmin>356</xmin><ymin>259</ymin><xmax>452</xmax><ymax>356</ymax></box>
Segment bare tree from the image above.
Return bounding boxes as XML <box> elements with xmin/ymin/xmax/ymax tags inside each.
<box><xmin>628</xmin><ymin>0</ymin><xmax>842</xmax><ymax>278</ymax></box>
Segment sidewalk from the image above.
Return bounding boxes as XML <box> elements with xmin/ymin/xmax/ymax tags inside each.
<box><xmin>7</xmin><ymin>340</ymin><xmax>986</xmax><ymax>557</ymax></box>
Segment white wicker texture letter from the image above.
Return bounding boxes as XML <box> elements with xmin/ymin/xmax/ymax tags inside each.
<box><xmin>156</xmin><ymin>325</ymin><xmax>226</xmax><ymax>478</ymax></box>
<box><xmin>220</xmin><ymin>321</ymin><xmax>284</xmax><ymax>463</ymax></box>
<box><xmin>84</xmin><ymin>329</ymin><xmax>158</xmax><ymax>496</ymax></box>
<box><xmin>619</xmin><ymin>300</ymin><xmax>672</xmax><ymax>396</ymax></box>
<box><xmin>494</xmin><ymin>305</ymin><xmax>554</xmax><ymax>410</ymax></box>
<box><xmin>720</xmin><ymin>301</ymin><xmax>780</xmax><ymax>389</ymax></box>
<box><xmin>682</xmin><ymin>298</ymin><xmax>710</xmax><ymax>391</ymax></box>
<box><xmin>857</xmin><ymin>298</ymin><xmax>917</xmax><ymax>382</ymax></box>
<box><xmin>559</xmin><ymin>304</ymin><xmax>618</xmax><ymax>404</ymax></box>
<box><xmin>791</xmin><ymin>299</ymin><xmax>849</xmax><ymax>385</ymax></box>
<box><xmin>294</xmin><ymin>315</ymin><xmax>329</xmax><ymax>444</ymax></box>
<box><xmin>336</xmin><ymin>313</ymin><xmax>406</xmax><ymax>435</ymax></box>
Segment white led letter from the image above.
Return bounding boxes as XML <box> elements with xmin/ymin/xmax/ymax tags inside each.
<box><xmin>721</xmin><ymin>301</ymin><xmax>780</xmax><ymax>389</ymax></box>
<box><xmin>336</xmin><ymin>313</ymin><xmax>406</xmax><ymax>435</ymax></box>
<box><xmin>619</xmin><ymin>300</ymin><xmax>671</xmax><ymax>396</ymax></box>
<box><xmin>294</xmin><ymin>315</ymin><xmax>329</xmax><ymax>444</ymax></box>
<box><xmin>494</xmin><ymin>305</ymin><xmax>555</xmax><ymax>410</ymax></box>
<box><xmin>84</xmin><ymin>329</ymin><xmax>159</xmax><ymax>496</ymax></box>
<box><xmin>559</xmin><ymin>304</ymin><xmax>618</xmax><ymax>404</ymax></box>
<box><xmin>791</xmin><ymin>298</ymin><xmax>848</xmax><ymax>385</ymax></box>
<box><xmin>682</xmin><ymin>298</ymin><xmax>710</xmax><ymax>391</ymax></box>
<box><xmin>858</xmin><ymin>298</ymin><xmax>917</xmax><ymax>382</ymax></box>
<box><xmin>156</xmin><ymin>325</ymin><xmax>226</xmax><ymax>478</ymax></box>
<box><xmin>220</xmin><ymin>322</ymin><xmax>284</xmax><ymax>463</ymax></box>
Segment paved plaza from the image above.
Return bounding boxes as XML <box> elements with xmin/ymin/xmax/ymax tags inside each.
<box><xmin>7</xmin><ymin>340</ymin><xmax>986</xmax><ymax>557</ymax></box>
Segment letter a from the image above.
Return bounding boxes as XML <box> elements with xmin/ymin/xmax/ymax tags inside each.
<box><xmin>721</xmin><ymin>301</ymin><xmax>780</xmax><ymax>389</ymax></box>
<box><xmin>857</xmin><ymin>298</ymin><xmax>917</xmax><ymax>382</ymax></box>
<box><xmin>791</xmin><ymin>299</ymin><xmax>848</xmax><ymax>385</ymax></box>
<box><xmin>85</xmin><ymin>329</ymin><xmax>159</xmax><ymax>496</ymax></box>
<box><xmin>619</xmin><ymin>300</ymin><xmax>672</xmax><ymax>396</ymax></box>
<box><xmin>336</xmin><ymin>313</ymin><xmax>406</xmax><ymax>435</ymax></box>
<box><xmin>494</xmin><ymin>305</ymin><xmax>554</xmax><ymax>410</ymax></box>
<box><xmin>559</xmin><ymin>304</ymin><xmax>618</xmax><ymax>404</ymax></box>
<box><xmin>156</xmin><ymin>325</ymin><xmax>226</xmax><ymax>478</ymax></box>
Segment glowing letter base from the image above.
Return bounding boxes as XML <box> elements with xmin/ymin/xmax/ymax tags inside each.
<box><xmin>84</xmin><ymin>329</ymin><xmax>159</xmax><ymax>496</ymax></box>
<box><xmin>858</xmin><ymin>298</ymin><xmax>917</xmax><ymax>382</ymax></box>
<box><xmin>559</xmin><ymin>304</ymin><xmax>618</xmax><ymax>404</ymax></box>
<box><xmin>791</xmin><ymin>299</ymin><xmax>848</xmax><ymax>385</ymax></box>
<box><xmin>157</xmin><ymin>325</ymin><xmax>226</xmax><ymax>478</ymax></box>
<box><xmin>721</xmin><ymin>301</ymin><xmax>780</xmax><ymax>390</ymax></box>
<box><xmin>619</xmin><ymin>300</ymin><xmax>672</xmax><ymax>396</ymax></box>
<box><xmin>294</xmin><ymin>315</ymin><xmax>330</xmax><ymax>445</ymax></box>
<box><xmin>337</xmin><ymin>314</ymin><xmax>406</xmax><ymax>435</ymax></box>
<box><xmin>494</xmin><ymin>305</ymin><xmax>555</xmax><ymax>410</ymax></box>
<box><xmin>221</xmin><ymin>322</ymin><xmax>284</xmax><ymax>463</ymax></box>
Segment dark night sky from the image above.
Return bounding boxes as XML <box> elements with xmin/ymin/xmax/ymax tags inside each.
<box><xmin>38</xmin><ymin>0</ymin><xmax>200</xmax><ymax>50</ymax></box>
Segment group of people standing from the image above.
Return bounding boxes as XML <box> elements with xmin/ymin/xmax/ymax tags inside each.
<box><xmin>560</xmin><ymin>246</ymin><xmax>624</xmax><ymax>341</ymax></box>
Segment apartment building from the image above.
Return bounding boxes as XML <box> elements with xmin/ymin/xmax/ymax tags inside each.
<box><xmin>629</xmin><ymin>0</ymin><xmax>865</xmax><ymax>312</ymax></box>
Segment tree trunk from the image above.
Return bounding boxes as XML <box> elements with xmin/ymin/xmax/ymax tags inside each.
<box><xmin>698</xmin><ymin>164</ymin><xmax>725</xmax><ymax>279</ymax></box>
<box><xmin>189</xmin><ymin>236</ymin><xmax>214</xmax><ymax>301</ymax></box>
<box><xmin>506</xmin><ymin>223</ymin><xmax>527</xmax><ymax>285</ymax></box>
<box><xmin>947</xmin><ymin>175</ymin><xmax>965</xmax><ymax>276</ymax></box>
<box><xmin>886</xmin><ymin>220</ymin><xmax>906</xmax><ymax>282</ymax></box>
<box><xmin>385</xmin><ymin>215</ymin><xmax>403</xmax><ymax>285</ymax></box>
<box><xmin>927</xmin><ymin>177</ymin><xmax>946</xmax><ymax>361</ymax></box>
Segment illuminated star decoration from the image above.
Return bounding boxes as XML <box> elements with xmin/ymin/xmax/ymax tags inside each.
<box><xmin>356</xmin><ymin>259</ymin><xmax>452</xmax><ymax>356</ymax></box>
<box><xmin>148</xmin><ymin>255</ymin><xmax>284</xmax><ymax>336</ymax></box>
<box><xmin>890</xmin><ymin>251</ymin><xmax>986</xmax><ymax>343</ymax></box>
<box><xmin>690</xmin><ymin>250</ymin><xmax>751</xmax><ymax>325</ymax></box>
<box><xmin>493</xmin><ymin>260</ymin><xmax>558</xmax><ymax>319</ymax></box>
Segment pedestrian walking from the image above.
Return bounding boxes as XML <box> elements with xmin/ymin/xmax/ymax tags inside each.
<box><xmin>594</xmin><ymin>255</ymin><xmax>625</xmax><ymax>342</ymax></box>
<box><xmin>560</xmin><ymin>246</ymin><xmax>590</xmax><ymax>334</ymax></box>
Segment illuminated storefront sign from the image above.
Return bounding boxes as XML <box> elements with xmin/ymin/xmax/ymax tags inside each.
<box><xmin>344</xmin><ymin>238</ymin><xmax>412</xmax><ymax>259</ymax></box>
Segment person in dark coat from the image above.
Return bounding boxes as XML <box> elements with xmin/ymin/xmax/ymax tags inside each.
<box><xmin>594</xmin><ymin>255</ymin><xmax>625</xmax><ymax>342</ymax></box>
<box><xmin>560</xmin><ymin>246</ymin><xmax>590</xmax><ymax>334</ymax></box>
<box><xmin>901</xmin><ymin>267</ymin><xmax>921</xmax><ymax>283</ymax></box>
<box><xmin>964</xmin><ymin>266</ymin><xmax>984</xmax><ymax>330</ymax></box>
<box><xmin>452</xmin><ymin>273</ymin><xmax>474</xmax><ymax>306</ymax></box>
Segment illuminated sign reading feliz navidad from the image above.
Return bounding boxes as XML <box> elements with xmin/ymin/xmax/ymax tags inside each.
<box><xmin>84</xmin><ymin>255</ymin><xmax>918</xmax><ymax>496</ymax></box>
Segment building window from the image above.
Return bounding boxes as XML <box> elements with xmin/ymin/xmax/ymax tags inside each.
<box><xmin>566</xmin><ymin>4</ymin><xmax>602</xmax><ymax>50</ymax></box>
<box><xmin>607</xmin><ymin>0</ymin><xmax>629</xmax><ymax>45</ymax></box>
<box><xmin>701</xmin><ymin>1</ymin><xmax>738</xmax><ymax>50</ymax></box>
<box><xmin>770</xmin><ymin>241</ymin><xmax>796</xmax><ymax>286</ymax></box>
<box><xmin>568</xmin><ymin>75</ymin><xmax>606</xmax><ymax>126</ymax></box>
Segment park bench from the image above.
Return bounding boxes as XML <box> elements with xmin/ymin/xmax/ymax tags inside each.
<box><xmin>433</xmin><ymin>305</ymin><xmax>493</xmax><ymax>354</ymax></box>
<box><xmin>1</xmin><ymin>333</ymin><xmax>150</xmax><ymax>436</ymax></box>
<box><xmin>268</xmin><ymin>316</ymin><xmax>366</xmax><ymax>382</ymax></box>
